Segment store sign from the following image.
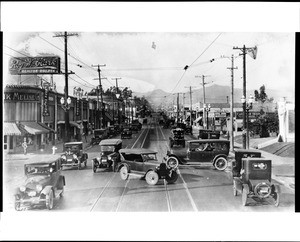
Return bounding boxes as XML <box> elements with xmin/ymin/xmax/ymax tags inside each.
<box><xmin>76</xmin><ymin>99</ymin><xmax>80</xmax><ymax>116</ymax></box>
<box><xmin>43</xmin><ymin>87</ymin><xmax>50</xmax><ymax>116</ymax></box>
<box><xmin>214</xmin><ymin>112</ymin><xmax>227</xmax><ymax>118</ymax></box>
<box><xmin>4</xmin><ymin>92</ymin><xmax>40</xmax><ymax>101</ymax></box>
<box><xmin>235</xmin><ymin>111</ymin><xmax>261</xmax><ymax>119</ymax></box>
<box><xmin>9</xmin><ymin>56</ymin><xmax>61</xmax><ymax>75</ymax></box>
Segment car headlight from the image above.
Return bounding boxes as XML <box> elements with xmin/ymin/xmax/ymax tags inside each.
<box><xmin>254</xmin><ymin>182</ymin><xmax>271</xmax><ymax>198</ymax></box>
<box><xmin>96</xmin><ymin>157</ymin><xmax>101</xmax><ymax>162</ymax></box>
<box><xmin>73</xmin><ymin>154</ymin><xmax>78</xmax><ymax>159</ymax></box>
<box><xmin>61</xmin><ymin>155</ymin><xmax>67</xmax><ymax>160</ymax></box>
<box><xmin>101</xmin><ymin>152</ymin><xmax>104</xmax><ymax>156</ymax></box>
<box><xmin>36</xmin><ymin>184</ymin><xmax>43</xmax><ymax>192</ymax></box>
<box><xmin>108</xmin><ymin>156</ymin><xmax>112</xmax><ymax>160</ymax></box>
<box><xmin>20</xmin><ymin>186</ymin><xmax>26</xmax><ymax>192</ymax></box>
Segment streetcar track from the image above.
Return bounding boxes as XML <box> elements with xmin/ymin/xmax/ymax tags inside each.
<box><xmin>115</xmin><ymin>179</ymin><xmax>129</xmax><ymax>212</ymax></box>
<box><xmin>164</xmin><ymin>179</ymin><xmax>172</xmax><ymax>212</ymax></box>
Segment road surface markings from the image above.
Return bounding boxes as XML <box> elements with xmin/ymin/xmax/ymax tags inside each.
<box><xmin>178</xmin><ymin>169</ymin><xmax>199</xmax><ymax>212</ymax></box>
<box><xmin>89</xmin><ymin>173</ymin><xmax>116</xmax><ymax>212</ymax></box>
<box><xmin>131</xmin><ymin>127</ymin><xmax>147</xmax><ymax>148</ymax></box>
<box><xmin>141</xmin><ymin>126</ymin><xmax>150</xmax><ymax>148</ymax></box>
<box><xmin>115</xmin><ymin>179</ymin><xmax>129</xmax><ymax>212</ymax></box>
<box><xmin>164</xmin><ymin>179</ymin><xmax>172</xmax><ymax>212</ymax></box>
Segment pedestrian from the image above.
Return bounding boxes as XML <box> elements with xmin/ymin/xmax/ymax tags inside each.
<box><xmin>22</xmin><ymin>137</ymin><xmax>27</xmax><ymax>155</ymax></box>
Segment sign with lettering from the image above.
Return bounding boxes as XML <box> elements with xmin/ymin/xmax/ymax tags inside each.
<box><xmin>43</xmin><ymin>87</ymin><xmax>50</xmax><ymax>116</ymax></box>
<box><xmin>76</xmin><ymin>99</ymin><xmax>80</xmax><ymax>116</ymax></box>
<box><xmin>4</xmin><ymin>92</ymin><xmax>40</xmax><ymax>101</ymax></box>
<box><xmin>214</xmin><ymin>112</ymin><xmax>227</xmax><ymax>118</ymax></box>
<box><xmin>9</xmin><ymin>56</ymin><xmax>61</xmax><ymax>75</ymax></box>
<box><xmin>235</xmin><ymin>111</ymin><xmax>261</xmax><ymax>119</ymax></box>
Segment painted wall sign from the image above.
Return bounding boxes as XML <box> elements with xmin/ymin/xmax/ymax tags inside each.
<box><xmin>4</xmin><ymin>92</ymin><xmax>40</xmax><ymax>101</ymax></box>
<box><xmin>9</xmin><ymin>56</ymin><xmax>61</xmax><ymax>75</ymax></box>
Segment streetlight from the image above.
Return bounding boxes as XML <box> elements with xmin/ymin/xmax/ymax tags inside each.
<box><xmin>60</xmin><ymin>96</ymin><xmax>72</xmax><ymax>142</ymax></box>
<box><xmin>241</xmin><ymin>94</ymin><xmax>254</xmax><ymax>149</ymax></box>
<box><xmin>203</xmin><ymin>103</ymin><xmax>211</xmax><ymax>129</ymax></box>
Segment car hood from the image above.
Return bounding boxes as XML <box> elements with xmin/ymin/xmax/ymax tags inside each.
<box><xmin>24</xmin><ymin>175</ymin><xmax>51</xmax><ymax>189</ymax></box>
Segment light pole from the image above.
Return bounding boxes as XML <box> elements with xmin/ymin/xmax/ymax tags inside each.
<box><xmin>60</xmin><ymin>96</ymin><xmax>72</xmax><ymax>142</ymax></box>
<box><xmin>203</xmin><ymin>103</ymin><xmax>211</xmax><ymax>130</ymax></box>
<box><xmin>241</xmin><ymin>94</ymin><xmax>254</xmax><ymax>149</ymax></box>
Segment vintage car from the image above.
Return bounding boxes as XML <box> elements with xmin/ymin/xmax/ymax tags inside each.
<box><xmin>90</xmin><ymin>128</ymin><xmax>108</xmax><ymax>145</ymax></box>
<box><xmin>166</xmin><ymin>139</ymin><xmax>230</xmax><ymax>170</ymax></box>
<box><xmin>198</xmin><ymin>129</ymin><xmax>220</xmax><ymax>139</ymax></box>
<box><xmin>92</xmin><ymin>139</ymin><xmax>122</xmax><ymax>172</ymax></box>
<box><xmin>117</xmin><ymin>148</ymin><xmax>179</xmax><ymax>185</ymax></box>
<box><xmin>14</xmin><ymin>155</ymin><xmax>65</xmax><ymax>210</ymax></box>
<box><xmin>107</xmin><ymin>125</ymin><xmax>116</xmax><ymax>137</ymax></box>
<box><xmin>131</xmin><ymin>119</ymin><xmax>142</xmax><ymax>131</ymax></box>
<box><xmin>61</xmin><ymin>141</ymin><xmax>88</xmax><ymax>170</ymax></box>
<box><xmin>169</xmin><ymin>128</ymin><xmax>186</xmax><ymax>148</ymax></box>
<box><xmin>232</xmin><ymin>149</ymin><xmax>280</xmax><ymax>206</ymax></box>
<box><xmin>121</xmin><ymin>126</ymin><xmax>133</xmax><ymax>139</ymax></box>
<box><xmin>113</xmin><ymin>124</ymin><xmax>121</xmax><ymax>134</ymax></box>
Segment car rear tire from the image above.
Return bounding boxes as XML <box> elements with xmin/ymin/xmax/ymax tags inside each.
<box><xmin>273</xmin><ymin>192</ymin><xmax>280</xmax><ymax>207</ymax></box>
<box><xmin>166</xmin><ymin>171</ymin><xmax>178</xmax><ymax>184</ymax></box>
<box><xmin>120</xmin><ymin>166</ymin><xmax>129</xmax><ymax>180</ymax></box>
<box><xmin>46</xmin><ymin>189</ymin><xmax>54</xmax><ymax>210</ymax></box>
<box><xmin>145</xmin><ymin>171</ymin><xmax>159</xmax><ymax>185</ymax></box>
<box><xmin>242</xmin><ymin>187</ymin><xmax>248</xmax><ymax>206</ymax></box>
<box><xmin>214</xmin><ymin>157</ymin><xmax>228</xmax><ymax>171</ymax></box>
<box><xmin>92</xmin><ymin>161</ymin><xmax>97</xmax><ymax>173</ymax></box>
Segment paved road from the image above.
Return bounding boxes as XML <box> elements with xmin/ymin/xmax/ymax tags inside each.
<box><xmin>3</xmin><ymin>123</ymin><xmax>294</xmax><ymax>212</ymax></box>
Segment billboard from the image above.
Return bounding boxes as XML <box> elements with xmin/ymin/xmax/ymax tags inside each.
<box><xmin>9</xmin><ymin>56</ymin><xmax>61</xmax><ymax>75</ymax></box>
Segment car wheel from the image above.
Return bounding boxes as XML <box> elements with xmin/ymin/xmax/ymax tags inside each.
<box><xmin>84</xmin><ymin>160</ymin><xmax>87</xmax><ymax>167</ymax></box>
<box><xmin>78</xmin><ymin>160</ymin><xmax>81</xmax><ymax>170</ymax></box>
<box><xmin>145</xmin><ymin>171</ymin><xmax>159</xmax><ymax>185</ymax></box>
<box><xmin>214</xmin><ymin>157</ymin><xmax>228</xmax><ymax>171</ymax></box>
<box><xmin>92</xmin><ymin>161</ymin><xmax>97</xmax><ymax>173</ymax></box>
<box><xmin>120</xmin><ymin>166</ymin><xmax>129</xmax><ymax>180</ymax></box>
<box><xmin>166</xmin><ymin>156</ymin><xmax>179</xmax><ymax>169</ymax></box>
<box><xmin>15</xmin><ymin>195</ymin><xmax>21</xmax><ymax>211</ymax></box>
<box><xmin>242</xmin><ymin>187</ymin><xmax>248</xmax><ymax>206</ymax></box>
<box><xmin>46</xmin><ymin>189</ymin><xmax>54</xmax><ymax>210</ymax></box>
<box><xmin>233</xmin><ymin>180</ymin><xmax>238</xmax><ymax>196</ymax></box>
<box><xmin>60</xmin><ymin>187</ymin><xmax>64</xmax><ymax>198</ymax></box>
<box><xmin>273</xmin><ymin>192</ymin><xmax>280</xmax><ymax>207</ymax></box>
<box><xmin>166</xmin><ymin>171</ymin><xmax>178</xmax><ymax>184</ymax></box>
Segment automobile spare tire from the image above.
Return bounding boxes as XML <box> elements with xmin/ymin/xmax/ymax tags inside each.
<box><xmin>145</xmin><ymin>170</ymin><xmax>159</xmax><ymax>185</ymax></box>
<box><xmin>120</xmin><ymin>166</ymin><xmax>129</xmax><ymax>180</ymax></box>
<box><xmin>166</xmin><ymin>156</ymin><xmax>179</xmax><ymax>169</ymax></box>
<box><xmin>214</xmin><ymin>157</ymin><xmax>228</xmax><ymax>171</ymax></box>
<box><xmin>166</xmin><ymin>171</ymin><xmax>178</xmax><ymax>184</ymax></box>
<box><xmin>46</xmin><ymin>189</ymin><xmax>54</xmax><ymax>210</ymax></box>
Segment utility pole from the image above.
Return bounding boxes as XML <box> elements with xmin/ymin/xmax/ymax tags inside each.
<box><xmin>54</xmin><ymin>32</ymin><xmax>77</xmax><ymax>142</ymax></box>
<box><xmin>112</xmin><ymin>78</ymin><xmax>122</xmax><ymax>125</ymax></box>
<box><xmin>233</xmin><ymin>45</ymin><xmax>256</xmax><ymax>149</ymax></box>
<box><xmin>182</xmin><ymin>93</ymin><xmax>185</xmax><ymax>121</ymax></box>
<box><xmin>92</xmin><ymin>64</ymin><xmax>106</xmax><ymax>128</ymax></box>
<box><xmin>195</xmin><ymin>75</ymin><xmax>212</xmax><ymax>129</ymax></box>
<box><xmin>177</xmin><ymin>93</ymin><xmax>179</xmax><ymax>123</ymax></box>
<box><xmin>185</xmin><ymin>86</ymin><xmax>195</xmax><ymax>127</ymax></box>
<box><xmin>227</xmin><ymin>54</ymin><xmax>238</xmax><ymax>151</ymax></box>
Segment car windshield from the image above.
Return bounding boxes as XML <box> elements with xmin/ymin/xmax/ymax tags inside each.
<box><xmin>26</xmin><ymin>164</ymin><xmax>51</xmax><ymax>175</ymax></box>
<box><xmin>101</xmin><ymin>145</ymin><xmax>115</xmax><ymax>152</ymax></box>
<box><xmin>65</xmin><ymin>145</ymin><xmax>80</xmax><ymax>153</ymax></box>
<box><xmin>141</xmin><ymin>153</ymin><xmax>157</xmax><ymax>161</ymax></box>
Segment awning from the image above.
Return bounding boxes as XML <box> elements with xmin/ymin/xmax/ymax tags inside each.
<box><xmin>20</xmin><ymin>122</ymin><xmax>50</xmax><ymax>135</ymax></box>
<box><xmin>38</xmin><ymin>122</ymin><xmax>56</xmax><ymax>133</ymax></box>
<box><xmin>194</xmin><ymin>117</ymin><xmax>203</xmax><ymax>123</ymax></box>
<box><xmin>4</xmin><ymin>122</ymin><xmax>22</xmax><ymax>136</ymax></box>
<box><xmin>57</xmin><ymin>120</ymin><xmax>80</xmax><ymax>128</ymax></box>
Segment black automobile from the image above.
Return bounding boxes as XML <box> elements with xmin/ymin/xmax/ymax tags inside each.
<box><xmin>232</xmin><ymin>149</ymin><xmax>280</xmax><ymax>206</ymax></box>
<box><xmin>107</xmin><ymin>125</ymin><xmax>116</xmax><ymax>137</ymax></box>
<box><xmin>61</xmin><ymin>141</ymin><xmax>88</xmax><ymax>170</ymax></box>
<box><xmin>198</xmin><ymin>129</ymin><xmax>220</xmax><ymax>139</ymax></box>
<box><xmin>166</xmin><ymin>139</ymin><xmax>230</xmax><ymax>170</ymax></box>
<box><xmin>90</xmin><ymin>128</ymin><xmax>108</xmax><ymax>145</ymax></box>
<box><xmin>14</xmin><ymin>155</ymin><xmax>65</xmax><ymax>210</ymax></box>
<box><xmin>92</xmin><ymin>139</ymin><xmax>122</xmax><ymax>172</ymax></box>
<box><xmin>169</xmin><ymin>128</ymin><xmax>185</xmax><ymax>148</ymax></box>
<box><xmin>121</xmin><ymin>126</ymin><xmax>132</xmax><ymax>139</ymax></box>
<box><xmin>117</xmin><ymin>148</ymin><xmax>179</xmax><ymax>185</ymax></box>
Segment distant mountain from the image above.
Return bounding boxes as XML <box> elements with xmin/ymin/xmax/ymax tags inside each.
<box><xmin>133</xmin><ymin>84</ymin><xmax>294</xmax><ymax>109</ymax></box>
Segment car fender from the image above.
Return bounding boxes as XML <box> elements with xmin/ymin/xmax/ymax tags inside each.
<box><xmin>118</xmin><ymin>163</ymin><xmax>130</xmax><ymax>172</ymax></box>
<box><xmin>168</xmin><ymin>154</ymin><xmax>183</xmax><ymax>165</ymax></box>
<box><xmin>242</xmin><ymin>183</ymin><xmax>250</xmax><ymax>194</ymax></box>
<box><xmin>272</xmin><ymin>184</ymin><xmax>281</xmax><ymax>193</ymax></box>
<box><xmin>41</xmin><ymin>186</ymin><xmax>54</xmax><ymax>197</ymax></box>
<box><xmin>212</xmin><ymin>154</ymin><xmax>228</xmax><ymax>165</ymax></box>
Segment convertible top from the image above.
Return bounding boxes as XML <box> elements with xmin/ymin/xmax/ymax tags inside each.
<box><xmin>25</xmin><ymin>154</ymin><xmax>62</xmax><ymax>165</ymax></box>
<box><xmin>99</xmin><ymin>139</ymin><xmax>122</xmax><ymax>146</ymax></box>
<box><xmin>119</xmin><ymin>148</ymin><xmax>157</xmax><ymax>155</ymax></box>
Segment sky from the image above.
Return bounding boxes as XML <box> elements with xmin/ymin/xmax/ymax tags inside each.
<box><xmin>3</xmin><ymin>31</ymin><xmax>295</xmax><ymax>100</ymax></box>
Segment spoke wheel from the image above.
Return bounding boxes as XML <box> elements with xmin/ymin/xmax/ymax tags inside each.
<box><xmin>214</xmin><ymin>157</ymin><xmax>228</xmax><ymax>171</ymax></box>
<box><xmin>242</xmin><ymin>187</ymin><xmax>248</xmax><ymax>206</ymax></box>
<box><xmin>120</xmin><ymin>166</ymin><xmax>129</xmax><ymax>180</ymax></box>
<box><xmin>46</xmin><ymin>189</ymin><xmax>54</xmax><ymax>210</ymax></box>
<box><xmin>145</xmin><ymin>171</ymin><xmax>159</xmax><ymax>186</ymax></box>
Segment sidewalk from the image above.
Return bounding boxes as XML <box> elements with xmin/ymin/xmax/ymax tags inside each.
<box><xmin>191</xmin><ymin>126</ymin><xmax>294</xmax><ymax>191</ymax></box>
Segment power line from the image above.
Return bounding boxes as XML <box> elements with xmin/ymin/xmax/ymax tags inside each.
<box><xmin>4</xmin><ymin>45</ymin><xmax>32</xmax><ymax>58</ymax></box>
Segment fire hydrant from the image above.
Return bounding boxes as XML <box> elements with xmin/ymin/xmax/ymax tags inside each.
<box><xmin>52</xmin><ymin>146</ymin><xmax>57</xmax><ymax>155</ymax></box>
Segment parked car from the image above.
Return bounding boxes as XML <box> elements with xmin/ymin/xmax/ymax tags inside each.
<box><xmin>131</xmin><ymin>119</ymin><xmax>142</xmax><ymax>130</ymax></box>
<box><xmin>107</xmin><ymin>125</ymin><xmax>116</xmax><ymax>137</ymax></box>
<box><xmin>90</xmin><ymin>128</ymin><xmax>108</xmax><ymax>145</ymax></box>
<box><xmin>92</xmin><ymin>139</ymin><xmax>122</xmax><ymax>172</ymax></box>
<box><xmin>61</xmin><ymin>141</ymin><xmax>88</xmax><ymax>170</ymax></box>
<box><xmin>14</xmin><ymin>154</ymin><xmax>65</xmax><ymax>210</ymax></box>
<box><xmin>198</xmin><ymin>129</ymin><xmax>220</xmax><ymax>139</ymax></box>
<box><xmin>117</xmin><ymin>148</ymin><xmax>179</xmax><ymax>185</ymax></box>
<box><xmin>166</xmin><ymin>139</ymin><xmax>230</xmax><ymax>170</ymax></box>
<box><xmin>113</xmin><ymin>124</ymin><xmax>121</xmax><ymax>134</ymax></box>
<box><xmin>169</xmin><ymin>128</ymin><xmax>185</xmax><ymax>148</ymax></box>
<box><xmin>232</xmin><ymin>149</ymin><xmax>280</xmax><ymax>206</ymax></box>
<box><xmin>121</xmin><ymin>127</ymin><xmax>132</xmax><ymax>139</ymax></box>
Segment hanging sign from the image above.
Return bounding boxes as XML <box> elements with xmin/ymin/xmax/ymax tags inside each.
<box><xmin>43</xmin><ymin>85</ymin><xmax>50</xmax><ymax>116</ymax></box>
